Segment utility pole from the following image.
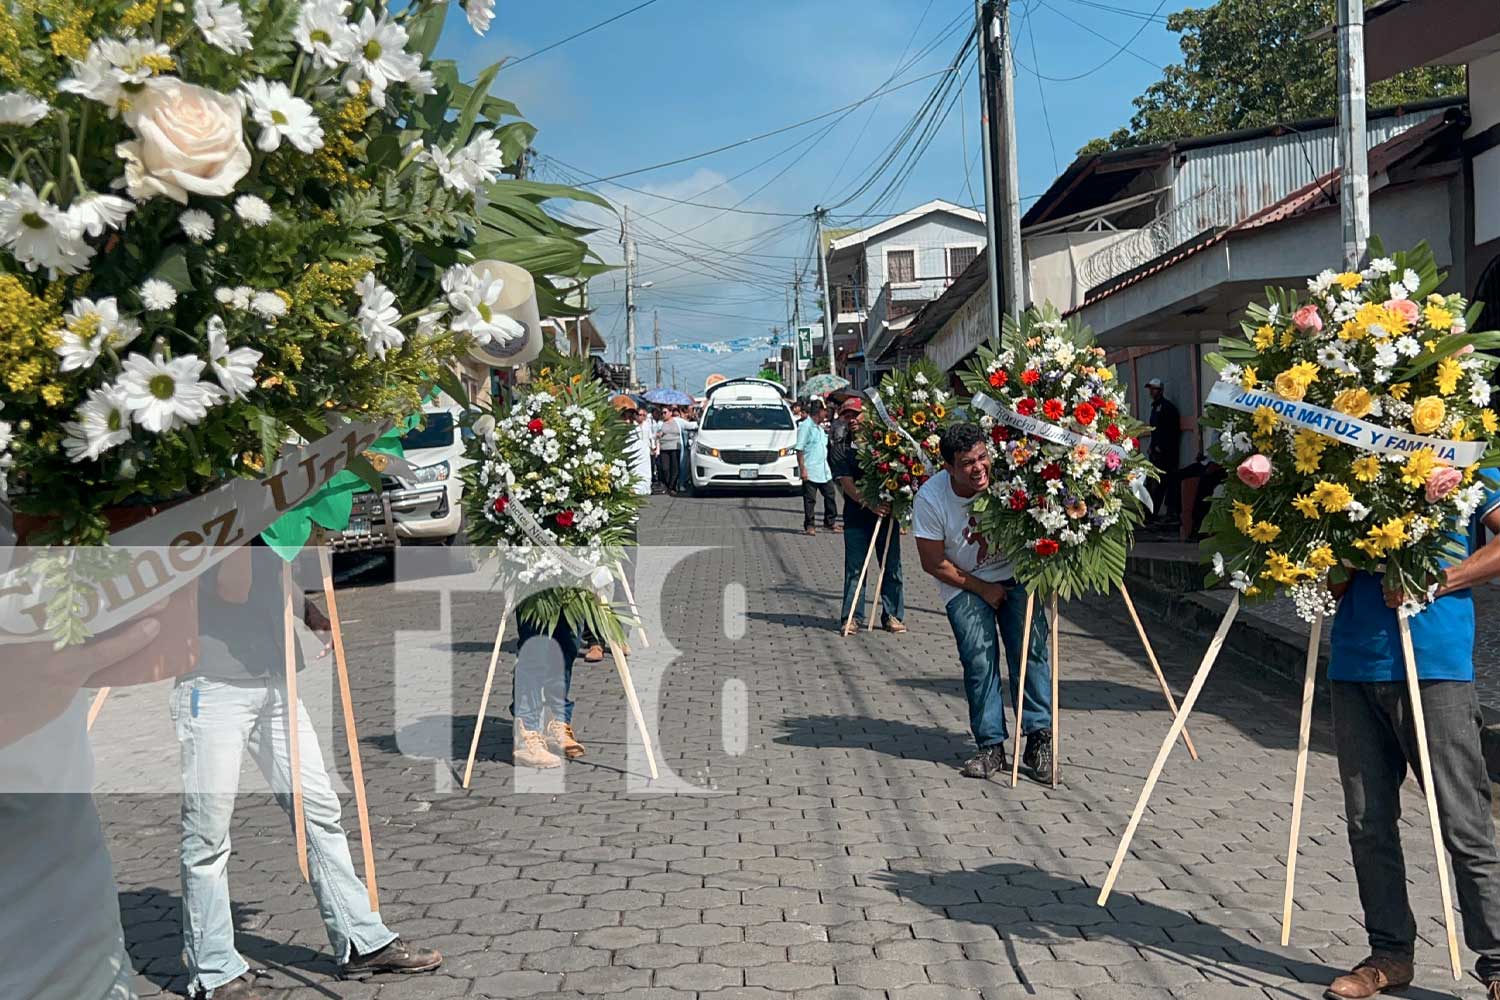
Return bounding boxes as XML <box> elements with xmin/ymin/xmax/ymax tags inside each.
<box><xmin>622</xmin><ymin>205</ymin><xmax>638</xmax><ymax>389</ymax></box>
<box><xmin>813</xmin><ymin>210</ymin><xmax>836</xmax><ymax>376</ymax></box>
<box><xmin>791</xmin><ymin>270</ymin><xmax>802</xmax><ymax>398</ymax></box>
<box><xmin>653</xmin><ymin>309</ymin><xmax>662</xmax><ymax>388</ymax></box>
<box><xmin>1336</xmin><ymin>0</ymin><xmax>1370</xmax><ymax>270</ymax></box>
<box><xmin>977</xmin><ymin>0</ymin><xmax>1023</xmax><ymax>327</ymax></box>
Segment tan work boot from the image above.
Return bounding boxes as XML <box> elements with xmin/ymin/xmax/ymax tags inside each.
<box><xmin>545</xmin><ymin>719</ymin><xmax>586</xmax><ymax>759</ymax></box>
<box><xmin>583</xmin><ymin>643</ymin><xmax>605</xmax><ymax>663</ymax></box>
<box><xmin>1324</xmin><ymin>956</ymin><xmax>1414</xmax><ymax>999</ymax></box>
<box><xmin>513</xmin><ymin>724</ymin><xmax>562</xmax><ymax>768</ymax></box>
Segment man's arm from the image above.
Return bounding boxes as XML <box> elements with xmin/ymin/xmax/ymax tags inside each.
<box><xmin>836</xmin><ymin>474</ymin><xmax>888</xmax><ymax>517</ymax></box>
<box><xmin>914</xmin><ymin>536</ymin><xmax>1006</xmax><ymax>608</ymax></box>
<box><xmin>1437</xmin><ymin>506</ymin><xmax>1500</xmax><ymax>594</ymax></box>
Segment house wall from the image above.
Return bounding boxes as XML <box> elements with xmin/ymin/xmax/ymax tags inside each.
<box><xmin>1027</xmin><ymin>230</ymin><xmax>1134</xmax><ymax>313</ymax></box>
<box><xmin>860</xmin><ymin>213</ymin><xmax>987</xmax><ymax>298</ymax></box>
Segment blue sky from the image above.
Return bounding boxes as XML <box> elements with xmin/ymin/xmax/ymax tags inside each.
<box><xmin>438</xmin><ymin>0</ymin><xmax>1209</xmax><ymax>391</ymax></box>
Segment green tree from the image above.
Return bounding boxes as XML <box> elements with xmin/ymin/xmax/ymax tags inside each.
<box><xmin>756</xmin><ymin>367</ymin><xmax>780</xmax><ymax>382</ymax></box>
<box><xmin>1083</xmin><ymin>0</ymin><xmax>1465</xmax><ymax>152</ymax></box>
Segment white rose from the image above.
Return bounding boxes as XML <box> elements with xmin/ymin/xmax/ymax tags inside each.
<box><xmin>115</xmin><ymin>78</ymin><xmax>251</xmax><ymax>203</ymax></box>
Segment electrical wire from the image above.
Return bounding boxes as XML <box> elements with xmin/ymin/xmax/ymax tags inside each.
<box><xmin>1021</xmin><ymin>3</ymin><xmax>1061</xmax><ymax>175</ymax></box>
<box><xmin>1056</xmin><ymin>0</ymin><xmax>1170</xmax><ymax>25</ymax></box>
<box><xmin>504</xmin><ymin>0</ymin><xmax>666</xmax><ymax>70</ymax></box>
<box><xmin>1011</xmin><ymin>0</ymin><xmax>1168</xmax><ymax>82</ymax></box>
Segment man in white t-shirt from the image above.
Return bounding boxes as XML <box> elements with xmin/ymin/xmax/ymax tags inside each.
<box><xmin>911</xmin><ymin>422</ymin><xmax>1054</xmax><ymax>782</ymax></box>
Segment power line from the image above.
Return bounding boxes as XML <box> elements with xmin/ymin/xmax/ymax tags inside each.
<box><xmin>1056</xmin><ymin>0</ymin><xmax>1170</xmax><ymax>25</ymax></box>
<box><xmin>1021</xmin><ymin>3</ymin><xmax>1061</xmax><ymax>175</ymax></box>
<box><xmin>504</xmin><ymin>0</ymin><xmax>666</xmax><ymax>70</ymax></box>
<box><xmin>1011</xmin><ymin>0</ymin><xmax>1168</xmax><ymax>82</ymax></box>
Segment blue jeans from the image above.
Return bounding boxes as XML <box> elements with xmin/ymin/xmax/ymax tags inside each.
<box><xmin>840</xmin><ymin>511</ymin><xmax>904</xmax><ymax>625</ymax></box>
<box><xmin>171</xmin><ymin>676</ymin><xmax>395</xmax><ymax>996</ymax></box>
<box><xmin>510</xmin><ymin>615</ymin><xmax>580</xmax><ymax>731</ymax></box>
<box><xmin>945</xmin><ymin>588</ymin><xmax>1053</xmax><ymax>749</ymax></box>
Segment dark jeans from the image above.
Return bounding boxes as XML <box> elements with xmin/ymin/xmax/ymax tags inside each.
<box><xmin>945</xmin><ymin>588</ymin><xmax>1053</xmax><ymax>749</ymax></box>
<box><xmin>509</xmin><ymin>615</ymin><xmax>580</xmax><ymax>731</ymax></box>
<box><xmin>658</xmin><ymin>450</ymin><xmax>680</xmax><ymax>492</ymax></box>
<box><xmin>1332</xmin><ymin>680</ymin><xmax>1500</xmax><ymax>981</ymax></box>
<box><xmin>840</xmin><ymin>509</ymin><xmax>903</xmax><ymax>625</ymax></box>
<box><xmin>802</xmin><ymin>479</ymin><xmax>837</xmax><ymax>529</ymax></box>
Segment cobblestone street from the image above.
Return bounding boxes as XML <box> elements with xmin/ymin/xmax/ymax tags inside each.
<box><xmin>99</xmin><ymin>491</ymin><xmax>1485</xmax><ymax>999</ymax></box>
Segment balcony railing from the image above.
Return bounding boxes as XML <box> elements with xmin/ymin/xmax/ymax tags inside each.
<box><xmin>865</xmin><ymin>275</ymin><xmax>961</xmax><ymax>365</ymax></box>
<box><xmin>1080</xmin><ymin>186</ymin><xmax>1226</xmax><ymax>290</ymax></box>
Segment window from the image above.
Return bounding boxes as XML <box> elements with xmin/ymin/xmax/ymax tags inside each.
<box><xmin>838</xmin><ymin>285</ymin><xmax>860</xmax><ymax>312</ymax></box>
<box><xmin>400</xmin><ymin>412</ymin><xmax>457</xmax><ymax>450</ymax></box>
<box><xmin>702</xmin><ymin>404</ymin><xmax>794</xmax><ymax>431</ymax></box>
<box><xmin>947</xmin><ymin>245</ymin><xmax>979</xmax><ymax>279</ymax></box>
<box><xmin>886</xmin><ymin>249</ymin><xmax>915</xmax><ymax>285</ymax></box>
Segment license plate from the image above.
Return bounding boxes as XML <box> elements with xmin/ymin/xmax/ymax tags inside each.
<box><xmin>738</xmin><ymin>467</ymin><xmax>759</xmax><ymax>480</ymax></box>
<box><xmin>348</xmin><ymin>515</ymin><xmax>371</xmax><ymax>535</ymax></box>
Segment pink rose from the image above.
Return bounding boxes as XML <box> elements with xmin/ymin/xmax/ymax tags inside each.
<box><xmin>1425</xmin><ymin>466</ymin><xmax>1462</xmax><ymax>502</ymax></box>
<box><xmin>1386</xmin><ymin>298</ymin><xmax>1420</xmax><ymax>327</ymax></box>
<box><xmin>1237</xmin><ymin>454</ymin><xmax>1273</xmax><ymax>489</ymax></box>
<box><xmin>1292</xmin><ymin>304</ymin><xmax>1323</xmax><ymax>332</ymax></box>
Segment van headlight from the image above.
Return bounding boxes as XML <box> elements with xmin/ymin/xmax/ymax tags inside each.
<box><xmin>695</xmin><ymin>442</ymin><xmax>719</xmax><ymax>458</ymax></box>
<box><xmin>410</xmin><ymin>461</ymin><xmax>450</xmax><ymax>484</ymax></box>
<box><xmin>778</xmin><ymin>448</ymin><xmax>792</xmax><ymax>457</ymax></box>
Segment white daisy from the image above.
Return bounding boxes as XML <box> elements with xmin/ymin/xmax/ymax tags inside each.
<box><xmin>58</xmin><ymin>39</ymin><xmax>173</xmax><ymax>114</ymax></box>
<box><xmin>344</xmin><ymin>10</ymin><xmax>421</xmax><ymax>104</ymax></box>
<box><xmin>295</xmin><ymin>0</ymin><xmax>357</xmax><ymax>68</ymax></box>
<box><xmin>0</xmin><ymin>182</ymin><xmax>91</xmax><ymax>276</ymax></box>
<box><xmin>355</xmin><ymin>273</ymin><xmax>405</xmax><ymax>359</ymax></box>
<box><xmin>234</xmin><ymin>194</ymin><xmax>273</xmax><ymax>226</ymax></box>
<box><xmin>206</xmin><ymin>317</ymin><xmax>262</xmax><ymax>400</ymax></box>
<box><xmin>0</xmin><ymin>92</ymin><xmax>50</xmax><ymax>126</ymax></box>
<box><xmin>1369</xmin><ymin>257</ymin><xmax>1396</xmax><ymax>275</ymax></box>
<box><xmin>250</xmin><ymin>291</ymin><xmax>288</xmax><ymax>319</ymax></box>
<box><xmin>1345</xmin><ymin>500</ymin><xmax>1371</xmax><ymax>522</ymax></box>
<box><xmin>1393</xmin><ymin>336</ymin><xmax>1420</xmax><ymax>357</ymax></box>
<box><xmin>1403</xmin><ymin>269</ymin><xmax>1421</xmax><ymax>293</ymax></box>
<box><xmin>117</xmin><ymin>352</ymin><xmax>224</xmax><ymax>433</ymax></box>
<box><xmin>194</xmin><ymin>0</ymin><xmax>254</xmax><ymax>53</ymax></box>
<box><xmin>63</xmin><ymin>385</ymin><xmax>133</xmax><ymax>462</ymax></box>
<box><xmin>1218</xmin><ymin>363</ymin><xmax>1242</xmax><ymax>383</ymax></box>
<box><xmin>1374</xmin><ymin>342</ymin><xmax>1399</xmax><ymax>370</ymax></box>
<box><xmin>1314</xmin><ymin>344</ymin><xmax>1348</xmax><ymax>371</ymax></box>
<box><xmin>241</xmin><ymin>78</ymin><xmax>325</xmax><ymax>154</ymax></box>
<box><xmin>1308</xmin><ymin>269</ymin><xmax>1338</xmax><ymax>296</ymax></box>
<box><xmin>140</xmin><ymin>278</ymin><xmax>177</xmax><ymax>311</ymax></box>
<box><xmin>56</xmin><ymin>296</ymin><xmax>141</xmax><ymax>371</ymax></box>
<box><xmin>464</xmin><ymin>0</ymin><xmax>495</xmax><ymax>33</ymax></box>
<box><xmin>448</xmin><ymin>271</ymin><xmax>523</xmax><ymax>345</ymax></box>
<box><xmin>409</xmin><ymin>69</ymin><xmax>436</xmax><ymax>96</ymax></box>
<box><xmin>179</xmin><ymin>209</ymin><xmax>215</xmax><ymax>242</ymax></box>
<box><xmin>453</xmin><ymin>131</ymin><xmax>506</xmax><ymax>189</ymax></box>
<box><xmin>66</xmin><ymin>193</ymin><xmax>133</xmax><ymax>237</ymax></box>
<box><xmin>422</xmin><ymin>145</ymin><xmax>473</xmax><ymax>192</ymax></box>
<box><xmin>1470</xmin><ymin>378</ymin><xmax>1492</xmax><ymax>407</ymax></box>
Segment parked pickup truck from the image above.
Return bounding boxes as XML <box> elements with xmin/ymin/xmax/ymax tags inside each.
<box><xmin>332</xmin><ymin>405</ymin><xmax>471</xmax><ymax>551</ymax></box>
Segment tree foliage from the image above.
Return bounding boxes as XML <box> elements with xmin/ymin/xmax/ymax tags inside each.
<box><xmin>1084</xmin><ymin>0</ymin><xmax>1465</xmax><ymax>153</ymax></box>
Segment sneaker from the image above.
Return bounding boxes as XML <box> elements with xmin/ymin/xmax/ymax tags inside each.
<box><xmin>198</xmin><ymin>973</ymin><xmax>274</xmax><ymax>999</ymax></box>
<box><xmin>838</xmin><ymin>620</ymin><xmax>863</xmax><ymax>636</ymax></box>
<box><xmin>583</xmin><ymin>644</ymin><xmax>605</xmax><ymax>663</ymax></box>
<box><xmin>882</xmin><ymin>617</ymin><xmax>908</xmax><ymax>634</ymax></box>
<box><xmin>513</xmin><ymin>724</ymin><xmax>562</xmax><ymax>769</ymax></box>
<box><xmin>959</xmin><ymin>745</ymin><xmax>1008</xmax><ymax>779</ymax></box>
<box><xmin>340</xmin><ymin>939</ymin><xmax>443</xmax><ymax>980</ymax></box>
<box><xmin>545</xmin><ymin>719</ymin><xmax>586</xmax><ymax>759</ymax></box>
<box><xmin>1021</xmin><ymin>729</ymin><xmax>1057</xmax><ymax>784</ymax></box>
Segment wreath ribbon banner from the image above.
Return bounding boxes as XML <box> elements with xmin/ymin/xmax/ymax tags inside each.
<box><xmin>1205</xmin><ymin>382</ymin><xmax>1485</xmax><ymax>466</ymax></box>
<box><xmin>969</xmin><ymin>393</ymin><xmax>1153</xmax><ymax>510</ymax></box>
<box><xmin>865</xmin><ymin>388</ymin><xmax>935</xmax><ymax>476</ymax></box>
<box><xmin>502</xmin><ymin>496</ymin><xmax>606</xmax><ymax>583</ymax></box>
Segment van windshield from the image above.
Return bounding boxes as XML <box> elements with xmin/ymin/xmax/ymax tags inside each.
<box><xmin>701</xmin><ymin>404</ymin><xmax>793</xmax><ymax>431</ymax></box>
<box><xmin>400</xmin><ymin>412</ymin><xmax>457</xmax><ymax>450</ymax></box>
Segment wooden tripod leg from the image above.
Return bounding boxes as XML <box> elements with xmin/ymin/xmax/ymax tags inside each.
<box><xmin>842</xmin><ymin>518</ymin><xmax>882</xmax><ymax>634</ymax></box>
<box><xmin>1399</xmin><ymin>614</ymin><xmax>1463</xmax><ymax>980</ymax></box>
<box><xmin>615</xmin><ymin>564</ymin><xmax>650</xmax><ymax>649</ymax></box>
<box><xmin>607</xmin><ymin>641</ymin><xmax>659</xmax><ymax>781</ymax></box>
<box><xmin>1050</xmin><ymin>594</ymin><xmax>1061</xmax><ymax>789</ymax></box>
<box><xmin>86</xmin><ymin>687</ymin><xmax>111</xmax><ymax>731</ymax></box>
<box><xmin>1098</xmin><ymin>594</ymin><xmax>1241</xmax><ymax>906</ymax></box>
<box><xmin>319</xmin><ymin>547</ymin><xmax>379</xmax><ymax>913</ymax></box>
<box><xmin>1280</xmin><ymin>610</ymin><xmax>1323</xmax><ymax>947</ymax></box>
<box><xmin>1120</xmin><ymin>584</ymin><xmax>1199</xmax><ymax>760</ymax></box>
<box><xmin>461</xmin><ymin>599</ymin><xmax>512</xmax><ymax>790</ymax></box>
<box><xmin>1010</xmin><ymin>592</ymin><xmax>1036</xmax><ymax>788</ymax></box>
<box><xmin>282</xmin><ymin>561</ymin><xmax>310</xmax><ymax>883</ymax></box>
<box><xmin>866</xmin><ymin>522</ymin><xmax>896</xmax><ymax>632</ymax></box>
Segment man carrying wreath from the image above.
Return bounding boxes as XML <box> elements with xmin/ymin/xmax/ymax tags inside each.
<box><xmin>912</xmin><ymin>422</ymin><xmax>1055</xmax><ymax>781</ymax></box>
<box><xmin>1323</xmin><ymin>473</ymin><xmax>1500</xmax><ymax>1000</ymax></box>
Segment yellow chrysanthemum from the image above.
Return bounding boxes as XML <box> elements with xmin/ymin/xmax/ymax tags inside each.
<box><xmin>1465</xmin><ymin>462</ymin><xmax>1480</xmax><ymax>485</ymax></box>
<box><xmin>1483</xmin><ymin>409</ymin><xmax>1499</xmax><ymax>434</ymax></box>
<box><xmin>1436</xmin><ymin>357</ymin><xmax>1463</xmax><ymax>396</ymax></box>
<box><xmin>1098</xmin><ymin>367</ymin><xmax>1113</xmax><ymax>382</ymax></box>
<box><xmin>1424</xmin><ymin>302</ymin><xmax>1455</xmax><ymax>331</ymax></box>
<box><xmin>1247</xmin><ymin>521</ymin><xmax>1282</xmax><ymax>544</ymax></box>
<box><xmin>1279</xmin><ymin>329</ymin><xmax>1295</xmax><ymax>349</ymax></box>
<box><xmin>1388</xmin><ymin>381</ymin><xmax>1411</xmax><ymax>401</ymax></box>
<box><xmin>1292</xmin><ymin>430</ymin><xmax>1328</xmax><ymax>474</ymax></box>
<box><xmin>1311</xmin><ymin>480</ymin><xmax>1354</xmax><ymax>512</ymax></box>
<box><xmin>1308</xmin><ymin>546</ymin><xmax>1336</xmax><ymax>571</ymax></box>
<box><xmin>1253</xmin><ymin>405</ymin><xmax>1279</xmax><ymax>436</ymax></box>
<box><xmin>1368</xmin><ymin>517</ymin><xmax>1409</xmax><ymax>553</ymax></box>
<box><xmin>1253</xmin><ymin>324</ymin><xmax>1277</xmax><ymax>351</ymax></box>
<box><xmin>1232</xmin><ymin>501</ymin><xmax>1255</xmax><ymax>533</ymax></box>
<box><xmin>1241</xmin><ymin>366</ymin><xmax>1259</xmax><ymax>390</ymax></box>
<box><xmin>1292</xmin><ymin>494</ymin><xmax>1321</xmax><ymax>519</ymax></box>
<box><xmin>1351</xmin><ymin>455</ymin><xmax>1382</xmax><ymax>483</ymax></box>
<box><xmin>1336</xmin><ymin>272</ymin><xmax>1363</xmax><ymax>290</ymax></box>
<box><xmin>1401</xmin><ymin>449</ymin><xmax>1439</xmax><ymax>489</ymax></box>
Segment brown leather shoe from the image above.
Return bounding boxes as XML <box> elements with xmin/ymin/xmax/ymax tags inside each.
<box><xmin>340</xmin><ymin>938</ymin><xmax>443</xmax><ymax>980</ymax></box>
<box><xmin>545</xmin><ymin>719</ymin><xmax>585</xmax><ymax>758</ymax></box>
<box><xmin>583</xmin><ymin>643</ymin><xmax>604</xmax><ymax>663</ymax></box>
<box><xmin>199</xmin><ymin>973</ymin><xmax>275</xmax><ymax>999</ymax></box>
<box><xmin>1324</xmin><ymin>957</ymin><xmax>1414</xmax><ymax>999</ymax></box>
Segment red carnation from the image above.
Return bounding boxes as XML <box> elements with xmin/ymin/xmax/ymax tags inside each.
<box><xmin>1034</xmin><ymin>538</ymin><xmax>1060</xmax><ymax>557</ymax></box>
<box><xmin>492</xmin><ymin>496</ymin><xmax>509</xmax><ymax>515</ymax></box>
<box><xmin>1009</xmin><ymin>490</ymin><xmax>1028</xmax><ymax>511</ymax></box>
<box><xmin>1016</xmin><ymin>398</ymin><xmax>1038</xmax><ymax>416</ymax></box>
<box><xmin>1074</xmin><ymin>402</ymin><xmax>1097</xmax><ymax>426</ymax></box>
<box><xmin>1090</xmin><ymin>395</ymin><xmax>1106</xmax><ymax>409</ymax></box>
<box><xmin>988</xmin><ymin>370</ymin><xmax>1008</xmax><ymax>388</ymax></box>
<box><xmin>1104</xmin><ymin>423</ymin><xmax>1122</xmax><ymax>443</ymax></box>
<box><xmin>990</xmin><ymin>427</ymin><xmax>1005</xmax><ymax>444</ymax></box>
<box><xmin>1042</xmin><ymin>399</ymin><xmax>1064</xmax><ymax>421</ymax></box>
<box><xmin>1132</xmin><ymin>436</ymin><xmax>1142</xmax><ymax>451</ymax></box>
<box><xmin>1041</xmin><ymin>462</ymin><xmax>1063</xmax><ymax>481</ymax></box>
<box><xmin>1021</xmin><ymin>369</ymin><xmax>1041</xmax><ymax>385</ymax></box>
<box><xmin>527</xmin><ymin>418</ymin><xmax>544</xmax><ymax>435</ymax></box>
<box><xmin>900</xmin><ymin>472</ymin><xmax>912</xmax><ymax>485</ymax></box>
<box><xmin>878</xmin><ymin>461</ymin><xmax>891</xmax><ymax>473</ymax></box>
<box><xmin>555</xmin><ymin>510</ymin><xmax>576</xmax><ymax>528</ymax></box>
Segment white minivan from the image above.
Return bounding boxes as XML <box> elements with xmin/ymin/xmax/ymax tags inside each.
<box><xmin>688</xmin><ymin>378</ymin><xmax>800</xmax><ymax>493</ymax></box>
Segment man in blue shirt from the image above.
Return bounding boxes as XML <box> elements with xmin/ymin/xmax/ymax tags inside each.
<box><xmin>1323</xmin><ymin>476</ymin><xmax>1500</xmax><ymax>1000</ymax></box>
<box><xmin>795</xmin><ymin>399</ymin><xmax>837</xmax><ymax>536</ymax></box>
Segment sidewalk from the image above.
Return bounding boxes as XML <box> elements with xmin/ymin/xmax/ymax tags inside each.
<box><xmin>99</xmin><ymin>491</ymin><xmax>1484</xmax><ymax>998</ymax></box>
